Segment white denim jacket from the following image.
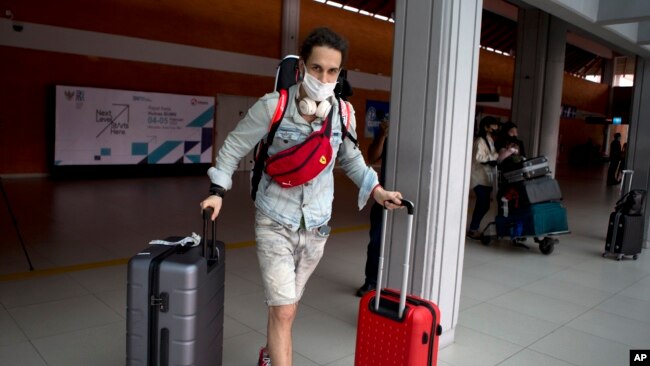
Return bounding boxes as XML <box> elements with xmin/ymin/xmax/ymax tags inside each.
<box><xmin>470</xmin><ymin>135</ymin><xmax>499</xmax><ymax>188</ymax></box>
<box><xmin>208</xmin><ymin>84</ymin><xmax>378</xmax><ymax>231</ymax></box>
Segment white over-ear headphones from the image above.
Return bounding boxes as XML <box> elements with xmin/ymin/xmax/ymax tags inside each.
<box><xmin>299</xmin><ymin>97</ymin><xmax>331</xmax><ymax>118</ymax></box>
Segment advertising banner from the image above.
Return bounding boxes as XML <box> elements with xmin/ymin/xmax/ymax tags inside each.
<box><xmin>55</xmin><ymin>86</ymin><xmax>214</xmax><ymax>165</ymax></box>
<box><xmin>364</xmin><ymin>100</ymin><xmax>390</xmax><ymax>139</ymax></box>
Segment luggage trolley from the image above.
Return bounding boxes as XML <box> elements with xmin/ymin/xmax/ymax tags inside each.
<box><xmin>479</xmin><ymin>156</ymin><xmax>570</xmax><ymax>255</ymax></box>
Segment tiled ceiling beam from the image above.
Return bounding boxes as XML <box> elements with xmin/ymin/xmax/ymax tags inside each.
<box><xmin>596</xmin><ymin>0</ymin><xmax>650</xmax><ymax>25</ymax></box>
<box><xmin>638</xmin><ymin>21</ymin><xmax>650</xmax><ymax>45</ymax></box>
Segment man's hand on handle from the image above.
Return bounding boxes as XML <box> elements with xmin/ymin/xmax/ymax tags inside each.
<box><xmin>200</xmin><ymin>195</ymin><xmax>223</xmax><ymax>221</ymax></box>
<box><xmin>372</xmin><ymin>186</ymin><xmax>403</xmax><ymax>210</ymax></box>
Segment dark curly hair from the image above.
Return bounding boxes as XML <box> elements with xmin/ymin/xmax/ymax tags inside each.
<box><xmin>300</xmin><ymin>27</ymin><xmax>349</xmax><ymax>67</ymax></box>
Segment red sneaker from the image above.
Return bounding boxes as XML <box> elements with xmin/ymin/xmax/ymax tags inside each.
<box><xmin>258</xmin><ymin>347</ymin><xmax>271</xmax><ymax>366</ymax></box>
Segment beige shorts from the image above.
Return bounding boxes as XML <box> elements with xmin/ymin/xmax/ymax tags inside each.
<box><xmin>254</xmin><ymin>210</ymin><xmax>329</xmax><ymax>306</ymax></box>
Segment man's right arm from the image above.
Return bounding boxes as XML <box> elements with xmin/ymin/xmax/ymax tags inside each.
<box><xmin>202</xmin><ymin>93</ymin><xmax>277</xmax><ymax>220</ymax></box>
<box><xmin>208</xmin><ymin>94</ymin><xmax>276</xmax><ymax>190</ymax></box>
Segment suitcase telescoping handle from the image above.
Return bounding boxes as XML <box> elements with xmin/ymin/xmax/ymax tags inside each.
<box><xmin>620</xmin><ymin>170</ymin><xmax>634</xmax><ymax>199</ymax></box>
<box><xmin>201</xmin><ymin>207</ymin><xmax>219</xmax><ymax>261</ymax></box>
<box><xmin>375</xmin><ymin>199</ymin><xmax>415</xmax><ymax>318</ymax></box>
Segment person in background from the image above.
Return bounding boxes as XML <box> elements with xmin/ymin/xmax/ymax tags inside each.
<box><xmin>200</xmin><ymin>28</ymin><xmax>403</xmax><ymax>366</ymax></box>
<box><xmin>467</xmin><ymin>117</ymin><xmax>516</xmax><ymax>240</ymax></box>
<box><xmin>607</xmin><ymin>132</ymin><xmax>622</xmax><ymax>186</ymax></box>
<box><xmin>356</xmin><ymin>109</ymin><xmax>388</xmax><ymax>297</ymax></box>
<box><xmin>497</xmin><ymin>121</ymin><xmax>526</xmax><ymax>159</ymax></box>
<box><xmin>618</xmin><ymin>141</ymin><xmax>628</xmax><ymax>179</ymax></box>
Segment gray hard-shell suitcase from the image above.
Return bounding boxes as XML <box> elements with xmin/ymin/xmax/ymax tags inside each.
<box><xmin>127</xmin><ymin>209</ymin><xmax>225</xmax><ymax>366</ymax></box>
<box><xmin>503</xmin><ymin>156</ymin><xmax>550</xmax><ymax>183</ymax></box>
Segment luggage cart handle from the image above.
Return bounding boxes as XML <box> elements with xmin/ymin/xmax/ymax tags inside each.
<box><xmin>375</xmin><ymin>199</ymin><xmax>415</xmax><ymax>319</ymax></box>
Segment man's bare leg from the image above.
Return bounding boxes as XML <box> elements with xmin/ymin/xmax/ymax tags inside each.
<box><xmin>267</xmin><ymin>303</ymin><xmax>298</xmax><ymax>366</ymax></box>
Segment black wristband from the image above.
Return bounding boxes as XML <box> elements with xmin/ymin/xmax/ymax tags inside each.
<box><xmin>209</xmin><ymin>183</ymin><xmax>226</xmax><ymax>198</ymax></box>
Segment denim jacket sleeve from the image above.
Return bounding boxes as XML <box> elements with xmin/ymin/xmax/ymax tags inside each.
<box><xmin>207</xmin><ymin>93</ymin><xmax>276</xmax><ymax>190</ymax></box>
<box><xmin>336</xmin><ymin>101</ymin><xmax>380</xmax><ymax>210</ymax></box>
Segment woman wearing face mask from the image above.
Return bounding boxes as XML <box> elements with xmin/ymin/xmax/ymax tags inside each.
<box><xmin>467</xmin><ymin>116</ymin><xmax>503</xmax><ymax>240</ymax></box>
<box><xmin>200</xmin><ymin>27</ymin><xmax>402</xmax><ymax>366</ymax></box>
<box><xmin>496</xmin><ymin>121</ymin><xmax>526</xmax><ymax>159</ymax></box>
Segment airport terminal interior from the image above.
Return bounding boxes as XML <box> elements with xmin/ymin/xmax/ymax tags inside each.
<box><xmin>1</xmin><ymin>167</ymin><xmax>650</xmax><ymax>366</ymax></box>
<box><xmin>2</xmin><ymin>0</ymin><xmax>650</xmax><ymax>365</ymax></box>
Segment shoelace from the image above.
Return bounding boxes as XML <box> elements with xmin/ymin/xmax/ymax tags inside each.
<box><xmin>260</xmin><ymin>349</ymin><xmax>271</xmax><ymax>366</ymax></box>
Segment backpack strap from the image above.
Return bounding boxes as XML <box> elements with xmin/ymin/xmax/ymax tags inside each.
<box><xmin>339</xmin><ymin>99</ymin><xmax>350</xmax><ymax>131</ymax></box>
<box><xmin>251</xmin><ymin>89</ymin><xmax>290</xmax><ymax>200</ymax></box>
<box><xmin>267</xmin><ymin>89</ymin><xmax>289</xmax><ymax>141</ymax></box>
<box><xmin>338</xmin><ymin>99</ymin><xmax>358</xmax><ymax>148</ymax></box>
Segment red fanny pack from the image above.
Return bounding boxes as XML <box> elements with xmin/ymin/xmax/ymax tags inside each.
<box><xmin>265</xmin><ymin>110</ymin><xmax>333</xmax><ymax>188</ymax></box>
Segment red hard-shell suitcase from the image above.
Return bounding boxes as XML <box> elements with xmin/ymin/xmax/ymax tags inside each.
<box><xmin>355</xmin><ymin>200</ymin><xmax>442</xmax><ymax>366</ymax></box>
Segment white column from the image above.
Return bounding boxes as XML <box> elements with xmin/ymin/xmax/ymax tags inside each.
<box><xmin>511</xmin><ymin>7</ymin><xmax>548</xmax><ymax>158</ymax></box>
<box><xmin>281</xmin><ymin>0</ymin><xmax>300</xmax><ymax>56</ymax></box>
<box><xmin>626</xmin><ymin>57</ymin><xmax>650</xmax><ymax>249</ymax></box>
<box><xmin>383</xmin><ymin>0</ymin><xmax>483</xmax><ymax>347</ymax></box>
<box><xmin>538</xmin><ymin>16</ymin><xmax>566</xmax><ymax>174</ymax></box>
<box><xmin>602</xmin><ymin>58</ymin><xmax>615</xmax><ymax>155</ymax></box>
<box><xmin>511</xmin><ymin>8</ymin><xmax>566</xmax><ymax>176</ymax></box>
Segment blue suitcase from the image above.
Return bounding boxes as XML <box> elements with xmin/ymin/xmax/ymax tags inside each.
<box><xmin>495</xmin><ymin>202</ymin><xmax>569</xmax><ymax>244</ymax></box>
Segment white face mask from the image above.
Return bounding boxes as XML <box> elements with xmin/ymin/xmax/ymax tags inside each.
<box><xmin>302</xmin><ymin>72</ymin><xmax>337</xmax><ymax>102</ymax></box>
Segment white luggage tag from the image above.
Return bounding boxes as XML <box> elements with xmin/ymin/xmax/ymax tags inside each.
<box><xmin>148</xmin><ymin>232</ymin><xmax>201</xmax><ymax>247</ymax></box>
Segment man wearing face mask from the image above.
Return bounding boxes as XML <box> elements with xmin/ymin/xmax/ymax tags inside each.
<box><xmin>200</xmin><ymin>27</ymin><xmax>403</xmax><ymax>366</ymax></box>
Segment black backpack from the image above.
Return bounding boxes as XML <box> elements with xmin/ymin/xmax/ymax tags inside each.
<box><xmin>250</xmin><ymin>55</ymin><xmax>357</xmax><ymax>200</ymax></box>
<box><xmin>616</xmin><ymin>189</ymin><xmax>647</xmax><ymax>216</ymax></box>
<box><xmin>274</xmin><ymin>55</ymin><xmax>301</xmax><ymax>91</ymax></box>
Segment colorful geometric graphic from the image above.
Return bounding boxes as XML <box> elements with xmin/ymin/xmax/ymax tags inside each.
<box><xmin>54</xmin><ymin>86</ymin><xmax>215</xmax><ymax>165</ymax></box>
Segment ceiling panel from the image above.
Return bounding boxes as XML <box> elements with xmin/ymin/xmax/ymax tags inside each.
<box><xmin>319</xmin><ymin>0</ymin><xmax>613</xmax><ymax>78</ymax></box>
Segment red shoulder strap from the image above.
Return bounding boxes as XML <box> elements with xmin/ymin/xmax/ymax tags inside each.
<box><xmin>270</xmin><ymin>89</ymin><xmax>289</xmax><ymax>131</ymax></box>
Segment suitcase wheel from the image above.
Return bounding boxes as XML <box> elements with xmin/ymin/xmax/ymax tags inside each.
<box><xmin>616</xmin><ymin>254</ymin><xmax>623</xmax><ymax>261</ymax></box>
<box><xmin>480</xmin><ymin>235</ymin><xmax>491</xmax><ymax>246</ymax></box>
<box><xmin>633</xmin><ymin>254</ymin><xmax>638</xmax><ymax>260</ymax></box>
<box><xmin>539</xmin><ymin>237</ymin><xmax>555</xmax><ymax>255</ymax></box>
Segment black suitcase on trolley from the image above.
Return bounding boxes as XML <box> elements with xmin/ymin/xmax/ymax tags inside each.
<box><xmin>499</xmin><ymin>176</ymin><xmax>562</xmax><ymax>211</ymax></box>
<box><xmin>127</xmin><ymin>209</ymin><xmax>225</xmax><ymax>366</ymax></box>
<box><xmin>502</xmin><ymin>156</ymin><xmax>550</xmax><ymax>183</ymax></box>
<box><xmin>603</xmin><ymin>211</ymin><xmax>644</xmax><ymax>261</ymax></box>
